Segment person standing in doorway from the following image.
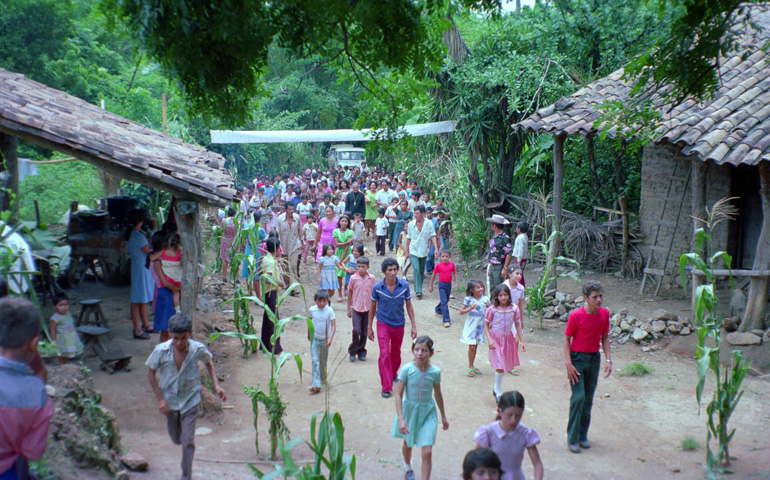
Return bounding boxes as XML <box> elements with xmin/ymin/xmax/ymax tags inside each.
<box><xmin>404</xmin><ymin>205</ymin><xmax>438</xmax><ymax>299</ymax></box>
<box><xmin>486</xmin><ymin>215</ymin><xmax>512</xmax><ymax>293</ymax></box>
<box><xmin>564</xmin><ymin>280</ymin><xmax>612</xmax><ymax>454</ymax></box>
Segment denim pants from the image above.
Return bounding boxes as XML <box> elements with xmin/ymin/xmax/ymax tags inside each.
<box><xmin>388</xmin><ymin>222</ymin><xmax>397</xmax><ymax>251</ymax></box>
<box><xmin>410</xmin><ymin>255</ymin><xmax>427</xmax><ymax>294</ymax></box>
<box><xmin>311</xmin><ymin>338</ymin><xmax>328</xmax><ymax>388</ymax></box>
<box><xmin>434</xmin><ymin>281</ymin><xmax>451</xmax><ymax>324</ymax></box>
<box><xmin>440</xmin><ymin>235</ymin><xmax>450</xmax><ymax>251</ymax></box>
<box><xmin>426</xmin><ymin>243</ymin><xmax>435</xmax><ymax>273</ymax></box>
<box><xmin>567</xmin><ymin>351</ymin><xmax>600</xmax><ymax>444</ymax></box>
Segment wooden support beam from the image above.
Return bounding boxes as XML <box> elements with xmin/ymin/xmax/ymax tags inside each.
<box><xmin>741</xmin><ymin>161</ymin><xmax>770</xmax><ymax>331</ymax></box>
<box><xmin>690</xmin><ymin>158</ymin><xmax>707</xmax><ymax>308</ymax></box>
<box><xmin>548</xmin><ymin>133</ymin><xmax>565</xmax><ymax>289</ymax></box>
<box><xmin>175</xmin><ymin>200</ymin><xmax>201</xmax><ymax>327</ymax></box>
<box><xmin>0</xmin><ymin>133</ymin><xmax>19</xmax><ymax>221</ymax></box>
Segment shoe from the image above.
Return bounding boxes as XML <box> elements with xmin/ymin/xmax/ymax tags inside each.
<box><xmin>568</xmin><ymin>443</ymin><xmax>581</xmax><ymax>454</ymax></box>
<box><xmin>492</xmin><ymin>389</ymin><xmax>499</xmax><ymax>402</ymax></box>
<box><xmin>579</xmin><ymin>440</ymin><xmax>591</xmax><ymax>449</ymax></box>
<box><xmin>349</xmin><ymin>354</ymin><xmax>356</xmax><ymax>362</ymax></box>
<box><xmin>443</xmin><ymin>322</ymin><xmax>451</xmax><ymax>328</ymax></box>
<box><xmin>381</xmin><ymin>391</ymin><xmax>392</xmax><ymax>398</ymax></box>
<box><xmin>133</xmin><ymin>331</ymin><xmax>150</xmax><ymax>340</ymax></box>
<box><xmin>435</xmin><ymin>312</ymin><xmax>443</xmax><ymax>318</ymax></box>
<box><xmin>358</xmin><ymin>354</ymin><xmax>367</xmax><ymax>361</ymax></box>
<box><xmin>404</xmin><ymin>470</ymin><xmax>415</xmax><ymax>480</ymax></box>
<box><xmin>467</xmin><ymin>368</ymin><xmax>476</xmax><ymax>377</ymax></box>
<box><xmin>416</xmin><ymin>292</ymin><xmax>422</xmax><ymax>299</ymax></box>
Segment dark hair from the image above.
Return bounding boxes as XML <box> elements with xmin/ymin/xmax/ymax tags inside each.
<box><xmin>466</xmin><ymin>280</ymin><xmax>484</xmax><ymax>297</ymax></box>
<box><xmin>52</xmin><ymin>292</ymin><xmax>69</xmax><ymax>306</ymax></box>
<box><xmin>516</xmin><ymin>221</ymin><xmax>529</xmax><ymax>234</ymax></box>
<box><xmin>582</xmin><ymin>280</ymin><xmax>604</xmax><ymax>298</ymax></box>
<box><xmin>414</xmin><ymin>205</ymin><xmax>426</xmax><ymax>214</ymax></box>
<box><xmin>381</xmin><ymin>257</ymin><xmax>399</xmax><ymax>273</ymax></box>
<box><xmin>0</xmin><ymin>297</ymin><xmax>40</xmax><ymax>348</ymax></box>
<box><xmin>491</xmin><ymin>284</ymin><xmax>512</xmax><ymax>307</ymax></box>
<box><xmin>165</xmin><ymin>232</ymin><xmax>181</xmax><ymax>250</ymax></box>
<box><xmin>352</xmin><ymin>243</ymin><xmax>365</xmax><ymax>255</ymax></box>
<box><xmin>161</xmin><ymin>220</ymin><xmax>177</xmax><ymax>233</ymax></box>
<box><xmin>169</xmin><ymin>314</ymin><xmax>193</xmax><ymax>334</ymax></box>
<box><xmin>377</xmin><ymin>207</ymin><xmax>385</xmax><ymax>215</ymax></box>
<box><xmin>338</xmin><ymin>215</ymin><xmax>350</xmax><ymax>228</ymax></box>
<box><xmin>252</xmin><ymin>211</ymin><xmax>262</xmax><ymax>224</ymax></box>
<box><xmin>284</xmin><ymin>201</ymin><xmax>294</xmax><ymax>210</ymax></box>
<box><xmin>314</xmin><ymin>289</ymin><xmax>329</xmax><ymax>301</ymax></box>
<box><xmin>439</xmin><ymin>248</ymin><xmax>451</xmax><ymax>256</ymax></box>
<box><xmin>301</xmin><ymin>194</ymin><xmax>308</xmax><ymax>200</ymax></box>
<box><xmin>0</xmin><ymin>276</ymin><xmax>7</xmax><ymax>298</ymax></box>
<box><xmin>226</xmin><ymin>206</ymin><xmax>236</xmax><ymax>217</ymax></box>
<box><xmin>497</xmin><ymin>390</ymin><xmax>525</xmax><ymax>412</ymax></box>
<box><xmin>462</xmin><ymin>448</ymin><xmax>502</xmax><ymax>480</ymax></box>
<box><xmin>265</xmin><ymin>237</ymin><xmax>279</xmax><ymax>254</ymax></box>
<box><xmin>356</xmin><ymin>255</ymin><xmax>370</xmax><ymax>266</ymax></box>
<box><xmin>124</xmin><ymin>208</ymin><xmax>145</xmax><ymax>241</ymax></box>
<box><xmin>411</xmin><ymin>335</ymin><xmax>434</xmax><ymax>352</ymax></box>
<box><xmin>322</xmin><ymin>242</ymin><xmax>335</xmax><ymax>256</ymax></box>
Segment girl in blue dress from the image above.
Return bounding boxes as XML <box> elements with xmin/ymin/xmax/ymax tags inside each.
<box><xmin>392</xmin><ymin>335</ymin><xmax>449</xmax><ymax>480</ymax></box>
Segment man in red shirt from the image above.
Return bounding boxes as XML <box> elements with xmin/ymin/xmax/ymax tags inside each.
<box><xmin>563</xmin><ymin>281</ymin><xmax>612</xmax><ymax>454</ymax></box>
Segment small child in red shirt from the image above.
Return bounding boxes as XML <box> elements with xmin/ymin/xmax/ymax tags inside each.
<box><xmin>429</xmin><ymin>249</ymin><xmax>459</xmax><ymax>328</ymax></box>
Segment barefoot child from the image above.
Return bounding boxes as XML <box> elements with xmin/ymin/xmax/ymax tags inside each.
<box><xmin>429</xmin><ymin>249</ymin><xmax>459</xmax><ymax>328</ymax></box>
<box><xmin>474</xmin><ymin>391</ymin><xmax>544</xmax><ymax>480</ymax></box>
<box><xmin>485</xmin><ymin>285</ymin><xmax>525</xmax><ymax>401</ymax></box>
<box><xmin>308</xmin><ymin>289</ymin><xmax>336</xmax><ymax>394</ymax></box>
<box><xmin>161</xmin><ymin>233</ymin><xmax>183</xmax><ymax>311</ymax></box>
<box><xmin>459</xmin><ymin>280</ymin><xmax>489</xmax><ymax>377</ymax></box>
<box><xmin>146</xmin><ymin>314</ymin><xmax>226</xmax><ymax>480</ymax></box>
<box><xmin>49</xmin><ymin>293</ymin><xmax>83</xmax><ymax>364</ymax></box>
<box><xmin>346</xmin><ymin>256</ymin><xmax>375</xmax><ymax>362</ymax></box>
<box><xmin>396</xmin><ymin>225</ymin><xmax>411</xmax><ymax>279</ymax></box>
<box><xmin>392</xmin><ymin>335</ymin><xmax>448</xmax><ymax>480</ymax></box>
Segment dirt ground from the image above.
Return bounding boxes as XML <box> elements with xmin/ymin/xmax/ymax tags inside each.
<box><xmin>59</xmin><ymin>236</ymin><xmax>770</xmax><ymax>480</ymax></box>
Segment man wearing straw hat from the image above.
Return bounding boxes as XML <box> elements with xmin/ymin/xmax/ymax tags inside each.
<box><xmin>486</xmin><ymin>214</ymin><xmax>512</xmax><ymax>292</ymax></box>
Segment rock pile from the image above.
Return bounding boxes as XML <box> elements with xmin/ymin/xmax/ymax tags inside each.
<box><xmin>609</xmin><ymin>308</ymin><xmax>692</xmax><ymax>344</ymax></box>
<box><xmin>540</xmin><ymin>291</ymin><xmax>583</xmax><ymax>322</ymax></box>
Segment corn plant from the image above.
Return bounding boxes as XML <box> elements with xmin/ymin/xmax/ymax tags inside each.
<box><xmin>251</xmin><ymin>411</ymin><xmax>356</xmax><ymax>480</ymax></box>
<box><xmin>209</xmin><ymin>281</ymin><xmax>310</xmax><ymax>460</ymax></box>
<box><xmin>679</xmin><ymin>200</ymin><xmax>750</xmax><ymax>479</ymax></box>
<box><xmin>525</xmin><ymin>229</ymin><xmax>580</xmax><ymax>329</ymax></box>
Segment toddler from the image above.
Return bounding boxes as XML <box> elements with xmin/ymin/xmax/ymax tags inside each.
<box><xmin>49</xmin><ymin>293</ymin><xmax>83</xmax><ymax>364</ymax></box>
<box><xmin>161</xmin><ymin>233</ymin><xmax>183</xmax><ymax>311</ymax></box>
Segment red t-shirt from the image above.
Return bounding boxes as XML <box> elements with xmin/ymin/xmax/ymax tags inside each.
<box><xmin>564</xmin><ymin>306</ymin><xmax>610</xmax><ymax>353</ymax></box>
<box><xmin>433</xmin><ymin>261</ymin><xmax>456</xmax><ymax>283</ymax></box>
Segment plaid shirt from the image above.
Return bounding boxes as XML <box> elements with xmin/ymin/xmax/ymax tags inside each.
<box><xmin>487</xmin><ymin>231</ymin><xmax>512</xmax><ymax>265</ymax></box>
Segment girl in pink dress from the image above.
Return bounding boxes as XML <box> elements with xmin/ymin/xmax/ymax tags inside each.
<box><xmin>219</xmin><ymin>206</ymin><xmax>237</xmax><ymax>281</ymax></box>
<box><xmin>485</xmin><ymin>285</ymin><xmax>525</xmax><ymax>401</ymax></box>
<box><xmin>503</xmin><ymin>267</ymin><xmax>526</xmax><ymax>314</ymax></box>
<box><xmin>315</xmin><ymin>205</ymin><xmax>339</xmax><ymax>262</ymax></box>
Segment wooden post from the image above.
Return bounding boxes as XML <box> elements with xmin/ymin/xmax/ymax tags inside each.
<box><xmin>691</xmin><ymin>158</ymin><xmax>707</xmax><ymax>308</ymax></box>
<box><xmin>619</xmin><ymin>195</ymin><xmax>629</xmax><ymax>276</ymax></box>
<box><xmin>162</xmin><ymin>93</ymin><xmax>168</xmax><ymax>136</ymax></box>
<box><xmin>175</xmin><ymin>200</ymin><xmax>201</xmax><ymax>326</ymax></box>
<box><xmin>0</xmin><ymin>133</ymin><xmax>19</xmax><ymax>222</ymax></box>
<box><xmin>548</xmin><ymin>134</ymin><xmax>565</xmax><ymax>288</ymax></box>
<box><xmin>741</xmin><ymin>162</ymin><xmax>770</xmax><ymax>331</ymax></box>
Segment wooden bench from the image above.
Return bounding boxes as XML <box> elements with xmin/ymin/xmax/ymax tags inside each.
<box><xmin>75</xmin><ymin>325</ymin><xmax>131</xmax><ymax>374</ymax></box>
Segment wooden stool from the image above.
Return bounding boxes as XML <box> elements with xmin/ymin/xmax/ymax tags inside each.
<box><xmin>76</xmin><ymin>299</ymin><xmax>109</xmax><ymax>337</ymax></box>
<box><xmin>75</xmin><ymin>325</ymin><xmax>131</xmax><ymax>374</ymax></box>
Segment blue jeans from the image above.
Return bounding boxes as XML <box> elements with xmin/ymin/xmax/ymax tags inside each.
<box><xmin>311</xmin><ymin>338</ymin><xmax>328</xmax><ymax>388</ymax></box>
<box><xmin>434</xmin><ymin>281</ymin><xmax>451</xmax><ymax>323</ymax></box>
<box><xmin>440</xmin><ymin>235</ymin><xmax>450</xmax><ymax>251</ymax></box>
<box><xmin>426</xmin><ymin>243</ymin><xmax>435</xmax><ymax>273</ymax></box>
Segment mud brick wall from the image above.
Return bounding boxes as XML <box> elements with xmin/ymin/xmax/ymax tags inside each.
<box><xmin>638</xmin><ymin>143</ymin><xmax>732</xmax><ymax>277</ymax></box>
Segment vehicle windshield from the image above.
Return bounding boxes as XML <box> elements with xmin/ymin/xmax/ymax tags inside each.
<box><xmin>338</xmin><ymin>151</ymin><xmax>365</xmax><ymax>160</ymax></box>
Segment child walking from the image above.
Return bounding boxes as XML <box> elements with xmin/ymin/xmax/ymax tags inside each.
<box><xmin>302</xmin><ymin>211</ymin><xmax>319</xmax><ymax>264</ymax></box>
<box><xmin>392</xmin><ymin>336</ymin><xmax>449</xmax><ymax>480</ymax></box>
<box><xmin>344</xmin><ymin>243</ymin><xmax>365</xmax><ymax>289</ymax></box>
<box><xmin>346</xmin><ymin>256</ymin><xmax>375</xmax><ymax>362</ymax></box>
<box><xmin>146</xmin><ymin>314</ymin><xmax>226</xmax><ymax>480</ymax></box>
<box><xmin>474</xmin><ymin>391</ymin><xmax>544</xmax><ymax>480</ymax></box>
<box><xmin>308</xmin><ymin>290</ymin><xmax>336</xmax><ymax>394</ymax></box>
<box><xmin>49</xmin><ymin>293</ymin><xmax>83</xmax><ymax>364</ymax></box>
<box><xmin>459</xmin><ymin>280</ymin><xmax>489</xmax><ymax>377</ymax></box>
<box><xmin>375</xmin><ymin>207</ymin><xmax>389</xmax><ymax>256</ymax></box>
<box><xmin>318</xmin><ymin>243</ymin><xmax>344</xmax><ymax>298</ymax></box>
<box><xmin>485</xmin><ymin>285</ymin><xmax>525</xmax><ymax>401</ymax></box>
<box><xmin>429</xmin><ymin>249</ymin><xmax>458</xmax><ymax>328</ymax></box>
<box><xmin>503</xmin><ymin>267</ymin><xmax>526</xmax><ymax>314</ymax></box>
<box><xmin>396</xmin><ymin>225</ymin><xmax>411</xmax><ymax>279</ymax></box>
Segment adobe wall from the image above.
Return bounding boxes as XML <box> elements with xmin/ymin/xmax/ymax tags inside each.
<box><xmin>638</xmin><ymin>143</ymin><xmax>732</xmax><ymax>279</ymax></box>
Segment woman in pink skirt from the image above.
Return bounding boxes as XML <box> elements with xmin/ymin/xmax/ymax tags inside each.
<box><xmin>315</xmin><ymin>205</ymin><xmax>339</xmax><ymax>262</ymax></box>
<box><xmin>219</xmin><ymin>206</ymin><xmax>238</xmax><ymax>281</ymax></box>
<box><xmin>485</xmin><ymin>284</ymin><xmax>525</xmax><ymax>402</ymax></box>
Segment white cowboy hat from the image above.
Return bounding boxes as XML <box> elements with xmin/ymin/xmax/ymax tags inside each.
<box><xmin>485</xmin><ymin>214</ymin><xmax>510</xmax><ymax>225</ymax></box>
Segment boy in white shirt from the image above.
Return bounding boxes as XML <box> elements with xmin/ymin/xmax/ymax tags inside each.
<box><xmin>307</xmin><ymin>290</ymin><xmax>336</xmax><ymax>394</ymax></box>
<box><xmin>385</xmin><ymin>198</ymin><xmax>399</xmax><ymax>253</ymax></box>
<box><xmin>375</xmin><ymin>208</ymin><xmax>389</xmax><ymax>256</ymax></box>
<box><xmin>512</xmin><ymin>221</ymin><xmax>529</xmax><ymax>287</ymax></box>
<box><xmin>351</xmin><ymin>212</ymin><xmax>365</xmax><ymax>243</ymax></box>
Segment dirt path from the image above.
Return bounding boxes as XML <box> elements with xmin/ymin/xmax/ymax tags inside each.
<box><xmin>72</xmin><ymin>239</ymin><xmax>770</xmax><ymax>480</ymax></box>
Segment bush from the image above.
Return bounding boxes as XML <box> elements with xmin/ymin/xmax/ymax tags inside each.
<box><xmin>681</xmin><ymin>436</ymin><xmax>699</xmax><ymax>451</ymax></box>
<box><xmin>618</xmin><ymin>362</ymin><xmax>653</xmax><ymax>377</ymax></box>
<box><xmin>20</xmin><ymin>161</ymin><xmax>104</xmax><ymax>225</ymax></box>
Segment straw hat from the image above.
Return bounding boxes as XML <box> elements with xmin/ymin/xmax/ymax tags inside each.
<box><xmin>485</xmin><ymin>214</ymin><xmax>510</xmax><ymax>225</ymax></box>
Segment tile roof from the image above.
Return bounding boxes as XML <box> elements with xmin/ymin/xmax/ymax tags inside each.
<box><xmin>0</xmin><ymin>68</ymin><xmax>235</xmax><ymax>206</ymax></box>
<box><xmin>513</xmin><ymin>5</ymin><xmax>770</xmax><ymax>166</ymax></box>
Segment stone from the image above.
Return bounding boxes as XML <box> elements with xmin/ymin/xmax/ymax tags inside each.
<box><xmin>620</xmin><ymin>321</ymin><xmax>633</xmax><ymax>333</ymax></box>
<box><xmin>611</xmin><ymin>326</ymin><xmax>622</xmax><ymax>336</ymax></box>
<box><xmin>627</xmin><ymin>315</ymin><xmax>638</xmax><ymax>325</ymax></box>
<box><xmin>722</xmin><ymin>317</ymin><xmax>740</xmax><ymax>332</ymax></box>
<box><xmin>640</xmin><ymin>323</ymin><xmax>653</xmax><ymax>333</ymax></box>
<box><xmin>611</xmin><ymin>314</ymin><xmax>623</xmax><ymax>327</ymax></box>
<box><xmin>680</xmin><ymin>326</ymin><xmax>691</xmax><ymax>336</ymax></box>
<box><xmin>619</xmin><ymin>308</ymin><xmax>628</xmax><ymax>315</ymax></box>
<box><xmin>652</xmin><ymin>320</ymin><xmax>668</xmax><ymax>333</ymax></box>
<box><xmin>565</xmin><ymin>294</ymin><xmax>575</xmax><ymax>304</ymax></box>
<box><xmin>653</xmin><ymin>309</ymin><xmax>676</xmax><ymax>321</ymax></box>
<box><xmin>45</xmin><ymin>385</ymin><xmax>56</xmax><ymax>397</ymax></box>
<box><xmin>725</xmin><ymin>332</ymin><xmax>762</xmax><ymax>346</ymax></box>
<box><xmin>557</xmin><ymin>303</ymin><xmax>567</xmax><ymax>316</ymax></box>
<box><xmin>632</xmin><ymin>328</ymin><xmax>649</xmax><ymax>342</ymax></box>
<box><xmin>551</xmin><ymin>299</ymin><xmax>559</xmax><ymax>307</ymax></box>
<box><xmin>555</xmin><ymin>292</ymin><xmax>567</xmax><ymax>302</ymax></box>
<box><xmin>668</xmin><ymin>323</ymin><xmax>682</xmax><ymax>334</ymax></box>
<box><xmin>121</xmin><ymin>453</ymin><xmax>149</xmax><ymax>472</ymax></box>
<box><xmin>751</xmin><ymin>329</ymin><xmax>764</xmax><ymax>337</ymax></box>
<box><xmin>200</xmin><ymin>386</ymin><xmax>223</xmax><ymax>414</ymax></box>
<box><xmin>618</xmin><ymin>334</ymin><xmax>630</xmax><ymax>345</ymax></box>
<box><xmin>195</xmin><ymin>427</ymin><xmax>213</xmax><ymax>436</ymax></box>
<box><xmin>669</xmin><ymin>465</ymin><xmax>681</xmax><ymax>473</ymax></box>
<box><xmin>116</xmin><ymin>470</ymin><xmax>131</xmax><ymax>480</ymax></box>
<box><xmin>764</xmin><ymin>329</ymin><xmax>770</xmax><ymax>344</ymax></box>
<box><xmin>559</xmin><ymin>313</ymin><xmax>569</xmax><ymax>322</ymax></box>
<box><xmin>575</xmin><ymin>301</ymin><xmax>584</xmax><ymax>308</ymax></box>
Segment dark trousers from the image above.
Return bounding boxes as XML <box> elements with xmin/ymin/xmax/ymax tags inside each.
<box><xmin>426</xmin><ymin>243</ymin><xmax>435</xmax><ymax>273</ymax></box>
<box><xmin>166</xmin><ymin>405</ymin><xmax>198</xmax><ymax>480</ymax></box>
<box><xmin>434</xmin><ymin>281</ymin><xmax>451</xmax><ymax>324</ymax></box>
<box><xmin>567</xmin><ymin>351</ymin><xmax>600</xmax><ymax>444</ymax></box>
<box><xmin>376</xmin><ymin>235</ymin><xmax>387</xmax><ymax>255</ymax></box>
<box><xmin>0</xmin><ymin>457</ymin><xmax>31</xmax><ymax>480</ymax></box>
<box><xmin>488</xmin><ymin>263</ymin><xmax>504</xmax><ymax>292</ymax></box>
<box><xmin>387</xmin><ymin>222</ymin><xmax>397</xmax><ymax>251</ymax></box>
<box><xmin>261</xmin><ymin>290</ymin><xmax>282</xmax><ymax>354</ymax></box>
<box><xmin>348</xmin><ymin>309</ymin><xmax>368</xmax><ymax>356</ymax></box>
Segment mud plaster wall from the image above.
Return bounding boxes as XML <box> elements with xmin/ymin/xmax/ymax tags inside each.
<box><xmin>638</xmin><ymin>143</ymin><xmax>732</xmax><ymax>277</ymax></box>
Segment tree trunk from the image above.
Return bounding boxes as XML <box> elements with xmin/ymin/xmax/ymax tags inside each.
<box><xmin>741</xmin><ymin>162</ymin><xmax>770</xmax><ymax>331</ymax></box>
<box><xmin>175</xmin><ymin>200</ymin><xmax>202</xmax><ymax>327</ymax></box>
<box><xmin>691</xmin><ymin>158</ymin><xmax>707</xmax><ymax>309</ymax></box>
<box><xmin>548</xmin><ymin>134</ymin><xmax>565</xmax><ymax>289</ymax></box>
<box><xmin>585</xmin><ymin>135</ymin><xmax>608</xmax><ymax>207</ymax></box>
<box><xmin>613</xmin><ymin>139</ymin><xmax>626</xmax><ymax>206</ymax></box>
<box><xmin>0</xmin><ymin>133</ymin><xmax>19</xmax><ymax>222</ymax></box>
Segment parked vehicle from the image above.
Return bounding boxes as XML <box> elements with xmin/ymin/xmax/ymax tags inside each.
<box><xmin>328</xmin><ymin>144</ymin><xmax>366</xmax><ymax>169</ymax></box>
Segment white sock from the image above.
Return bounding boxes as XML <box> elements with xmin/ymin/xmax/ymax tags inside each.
<box><xmin>494</xmin><ymin>372</ymin><xmax>503</xmax><ymax>396</ymax></box>
<box><xmin>403</xmin><ymin>462</ymin><xmax>413</xmax><ymax>472</ymax></box>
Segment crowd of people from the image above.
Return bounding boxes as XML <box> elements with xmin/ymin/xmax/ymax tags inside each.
<box><xmin>0</xmin><ymin>163</ymin><xmax>613</xmax><ymax>480</ymax></box>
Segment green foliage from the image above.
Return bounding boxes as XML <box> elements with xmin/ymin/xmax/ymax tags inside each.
<box><xmin>252</xmin><ymin>411</ymin><xmax>356</xmax><ymax>479</ymax></box>
<box><xmin>20</xmin><ymin>161</ymin><xmax>105</xmax><ymax>225</ymax></box>
<box><xmin>679</xmin><ymin>199</ymin><xmax>750</xmax><ymax>478</ymax></box>
<box><xmin>682</xmin><ymin>436</ymin><xmax>701</xmax><ymax>452</ymax></box>
<box><xmin>618</xmin><ymin>362</ymin><xmax>654</xmax><ymax>377</ymax></box>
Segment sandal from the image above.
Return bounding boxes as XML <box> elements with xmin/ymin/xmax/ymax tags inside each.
<box><xmin>510</xmin><ymin>369</ymin><xmax>520</xmax><ymax>376</ymax></box>
<box><xmin>473</xmin><ymin>368</ymin><xmax>484</xmax><ymax>375</ymax></box>
<box><xmin>308</xmin><ymin>387</ymin><xmax>321</xmax><ymax>394</ymax></box>
<box><xmin>142</xmin><ymin>327</ymin><xmax>156</xmax><ymax>334</ymax></box>
<box><xmin>467</xmin><ymin>368</ymin><xmax>476</xmax><ymax>378</ymax></box>
<box><xmin>133</xmin><ymin>331</ymin><xmax>150</xmax><ymax>340</ymax></box>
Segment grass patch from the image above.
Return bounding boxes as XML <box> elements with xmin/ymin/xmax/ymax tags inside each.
<box><xmin>681</xmin><ymin>436</ymin><xmax>700</xmax><ymax>451</ymax></box>
<box><xmin>618</xmin><ymin>362</ymin><xmax>654</xmax><ymax>377</ymax></box>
